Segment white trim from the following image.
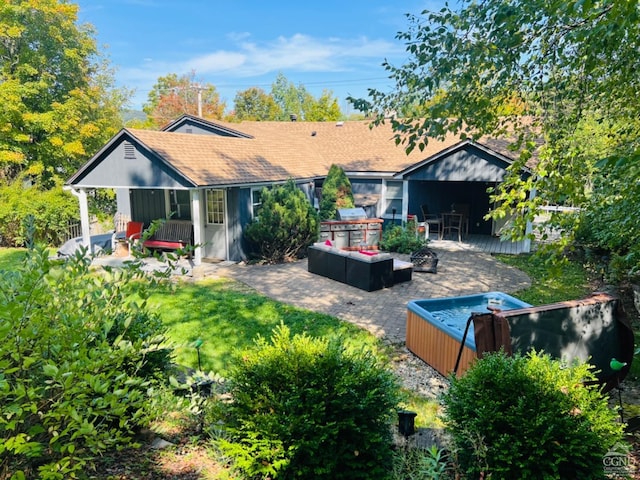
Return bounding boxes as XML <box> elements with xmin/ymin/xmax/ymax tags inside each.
<box><xmin>402</xmin><ymin>180</ymin><xmax>409</xmax><ymax>221</ymax></box>
<box><xmin>380</xmin><ymin>179</ymin><xmax>405</xmax><ymax>221</ymax></box>
<box><xmin>190</xmin><ymin>189</ymin><xmax>202</xmax><ymax>265</ymax></box>
<box><xmin>163</xmin><ymin>190</ymin><xmax>171</xmax><ymax>219</ymax></box>
<box><xmin>250</xmin><ymin>187</ymin><xmax>261</xmax><ymax>218</ymax></box>
<box><xmin>65</xmin><ymin>187</ymin><xmax>91</xmax><ymax>251</ymax></box>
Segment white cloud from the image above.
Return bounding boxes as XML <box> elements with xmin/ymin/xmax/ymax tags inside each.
<box><xmin>122</xmin><ymin>33</ymin><xmax>398</xmax><ymax>81</ymax></box>
<box><xmin>118</xmin><ymin>32</ymin><xmax>402</xmax><ymax>108</ymax></box>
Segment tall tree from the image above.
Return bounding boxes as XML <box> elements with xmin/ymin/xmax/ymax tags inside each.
<box><xmin>0</xmin><ymin>0</ymin><xmax>127</xmax><ymax>185</ymax></box>
<box><xmin>143</xmin><ymin>71</ymin><xmax>226</xmax><ymax>127</ymax></box>
<box><xmin>361</xmin><ymin>0</ymin><xmax>640</xmax><ymax>255</ymax></box>
<box><xmin>270</xmin><ymin>73</ymin><xmax>343</xmax><ymax>121</ymax></box>
<box><xmin>305</xmin><ymin>89</ymin><xmax>342</xmax><ymax>121</ymax></box>
<box><xmin>233</xmin><ymin>86</ymin><xmax>281</xmax><ymax>121</ymax></box>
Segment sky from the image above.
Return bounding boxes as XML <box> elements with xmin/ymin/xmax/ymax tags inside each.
<box><xmin>74</xmin><ymin>0</ymin><xmax>444</xmax><ymax>114</ymax></box>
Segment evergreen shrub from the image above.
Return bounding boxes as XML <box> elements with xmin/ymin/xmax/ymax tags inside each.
<box><xmin>244</xmin><ymin>179</ymin><xmax>319</xmax><ymax>263</ymax></box>
<box><xmin>217</xmin><ymin>324</ymin><xmax>401</xmax><ymax>479</ymax></box>
<box><xmin>441</xmin><ymin>350</ymin><xmax>624</xmax><ymax>480</ymax></box>
<box><xmin>319</xmin><ymin>164</ymin><xmax>354</xmax><ymax>220</ymax></box>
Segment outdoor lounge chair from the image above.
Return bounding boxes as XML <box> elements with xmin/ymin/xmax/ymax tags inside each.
<box><xmin>112</xmin><ymin>221</ymin><xmax>144</xmax><ymax>255</ymax></box>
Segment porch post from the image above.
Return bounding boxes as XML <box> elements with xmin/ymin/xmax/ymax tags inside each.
<box><xmin>66</xmin><ymin>187</ymin><xmax>91</xmax><ymax>250</ymax></box>
<box><xmin>190</xmin><ymin>189</ymin><xmax>202</xmax><ymax>265</ymax></box>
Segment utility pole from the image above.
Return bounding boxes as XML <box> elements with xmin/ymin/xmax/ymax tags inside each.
<box><xmin>196</xmin><ymin>85</ymin><xmax>202</xmax><ymax>118</ymax></box>
<box><xmin>171</xmin><ymin>83</ymin><xmax>205</xmax><ymax>117</ymax></box>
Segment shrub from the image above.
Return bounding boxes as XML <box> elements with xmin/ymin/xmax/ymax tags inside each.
<box><xmin>217</xmin><ymin>324</ymin><xmax>402</xmax><ymax>479</ymax></box>
<box><xmin>379</xmin><ymin>221</ymin><xmax>427</xmax><ymax>254</ymax></box>
<box><xmin>244</xmin><ymin>179</ymin><xmax>319</xmax><ymax>263</ymax></box>
<box><xmin>391</xmin><ymin>445</ymin><xmax>451</xmax><ymax>480</ymax></box>
<box><xmin>0</xmin><ymin>178</ymin><xmax>78</xmax><ymax>247</ymax></box>
<box><xmin>0</xmin><ymin>244</ymin><xmax>172</xmax><ymax>479</ymax></box>
<box><xmin>440</xmin><ymin>350</ymin><xmax>624</xmax><ymax>480</ymax></box>
<box><xmin>319</xmin><ymin>164</ymin><xmax>354</xmax><ymax>220</ymax></box>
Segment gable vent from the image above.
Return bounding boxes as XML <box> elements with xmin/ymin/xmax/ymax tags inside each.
<box><xmin>124</xmin><ymin>141</ymin><xmax>136</xmax><ymax>160</ymax></box>
<box><xmin>186</xmin><ymin>128</ymin><xmax>193</xmax><ymax>134</ymax></box>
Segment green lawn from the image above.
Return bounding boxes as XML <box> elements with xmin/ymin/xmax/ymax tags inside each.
<box><xmin>0</xmin><ymin>247</ymin><xmax>27</xmax><ymax>270</ymax></box>
<box><xmin>147</xmin><ymin>278</ymin><xmax>382</xmax><ymax>376</ymax></box>
<box><xmin>495</xmin><ymin>253</ymin><xmax>593</xmax><ymax>305</ymax></box>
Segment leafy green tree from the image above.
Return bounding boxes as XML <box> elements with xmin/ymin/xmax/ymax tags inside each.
<box><xmin>143</xmin><ymin>71</ymin><xmax>226</xmax><ymax>127</ymax></box>
<box><xmin>361</xmin><ymin>1</ymin><xmax>640</xmax><ymax>268</ymax></box>
<box><xmin>319</xmin><ymin>164</ymin><xmax>354</xmax><ymax>220</ymax></box>
<box><xmin>270</xmin><ymin>72</ymin><xmax>313</xmax><ymax>121</ymax></box>
<box><xmin>233</xmin><ymin>86</ymin><xmax>281</xmax><ymax>121</ymax></box>
<box><xmin>0</xmin><ymin>176</ymin><xmax>78</xmax><ymax>247</ymax></box>
<box><xmin>270</xmin><ymin>72</ymin><xmax>343</xmax><ymax>121</ymax></box>
<box><xmin>244</xmin><ymin>179</ymin><xmax>319</xmax><ymax>263</ymax></box>
<box><xmin>305</xmin><ymin>89</ymin><xmax>342</xmax><ymax>121</ymax></box>
<box><xmin>0</xmin><ymin>0</ymin><xmax>127</xmax><ymax>185</ymax></box>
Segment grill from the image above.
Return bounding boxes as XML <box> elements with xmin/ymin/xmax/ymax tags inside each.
<box><xmin>336</xmin><ymin>207</ymin><xmax>367</xmax><ymax>221</ymax></box>
<box><xmin>320</xmin><ymin>208</ymin><xmax>382</xmax><ymax>249</ymax></box>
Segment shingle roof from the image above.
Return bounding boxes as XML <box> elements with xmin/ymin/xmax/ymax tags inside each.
<box><xmin>126</xmin><ymin>120</ymin><xmax>508</xmax><ymax>187</ymax></box>
<box><xmin>128</xmin><ymin>128</ymin><xmax>327</xmax><ymax>186</ymax></box>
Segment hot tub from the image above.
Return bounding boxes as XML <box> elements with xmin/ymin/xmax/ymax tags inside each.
<box><xmin>406</xmin><ymin>292</ymin><xmax>531</xmax><ymax>376</ymax></box>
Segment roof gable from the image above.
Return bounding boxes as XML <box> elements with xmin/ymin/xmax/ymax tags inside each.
<box><xmin>161</xmin><ymin>114</ymin><xmax>253</xmax><ymax>138</ymax></box>
<box><xmin>66</xmin><ymin>130</ymin><xmax>197</xmax><ymax>188</ymax></box>
<box><xmin>396</xmin><ymin>140</ymin><xmax>529</xmax><ymax>182</ymax></box>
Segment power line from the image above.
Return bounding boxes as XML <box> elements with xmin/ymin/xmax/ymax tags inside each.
<box><xmin>134</xmin><ymin>76</ymin><xmax>391</xmax><ymax>96</ymax></box>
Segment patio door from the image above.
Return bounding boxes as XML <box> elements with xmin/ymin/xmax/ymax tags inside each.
<box><xmin>204</xmin><ymin>189</ymin><xmax>227</xmax><ymax>260</ymax></box>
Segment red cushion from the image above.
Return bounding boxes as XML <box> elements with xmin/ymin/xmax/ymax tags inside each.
<box><xmin>143</xmin><ymin>240</ymin><xmax>184</xmax><ymax>249</ymax></box>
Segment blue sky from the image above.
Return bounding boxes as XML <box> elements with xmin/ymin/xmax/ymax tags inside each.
<box><xmin>75</xmin><ymin>0</ymin><xmax>443</xmax><ymax>113</ymax></box>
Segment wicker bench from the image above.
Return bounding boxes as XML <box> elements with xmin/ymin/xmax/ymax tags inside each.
<box><xmin>142</xmin><ymin>220</ymin><xmax>194</xmax><ymax>255</ymax></box>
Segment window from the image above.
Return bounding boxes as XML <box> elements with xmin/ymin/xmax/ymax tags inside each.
<box><xmin>383</xmin><ymin>181</ymin><xmax>403</xmax><ymax>218</ymax></box>
<box><xmin>251</xmin><ymin>186</ymin><xmax>271</xmax><ymax>218</ymax></box>
<box><xmin>206</xmin><ymin>189</ymin><xmax>225</xmax><ymax>224</ymax></box>
<box><xmin>169</xmin><ymin>189</ymin><xmax>191</xmax><ymax>220</ymax></box>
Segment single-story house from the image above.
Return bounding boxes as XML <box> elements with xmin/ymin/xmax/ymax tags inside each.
<box><xmin>65</xmin><ymin>114</ymin><xmax>533</xmax><ymax>265</ymax></box>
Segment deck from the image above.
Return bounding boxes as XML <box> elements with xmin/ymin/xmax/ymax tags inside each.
<box><xmin>428</xmin><ymin>234</ymin><xmax>529</xmax><ymax>255</ymax></box>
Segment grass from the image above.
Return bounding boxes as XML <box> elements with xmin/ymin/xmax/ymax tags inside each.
<box><xmin>0</xmin><ymin>247</ymin><xmax>27</xmax><ymax>269</ymax></box>
<box><xmin>495</xmin><ymin>252</ymin><xmax>593</xmax><ymax>305</ymax></box>
<box><xmin>147</xmin><ymin>278</ymin><xmax>383</xmax><ymax>376</ymax></box>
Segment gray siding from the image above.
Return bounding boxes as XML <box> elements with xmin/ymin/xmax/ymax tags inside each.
<box><xmin>405</xmin><ymin>145</ymin><xmax>510</xmax><ymax>183</ymax></box>
<box><xmin>164</xmin><ymin>118</ymin><xmax>250</xmax><ymax>137</ymax></box>
<box><xmin>73</xmin><ymin>141</ymin><xmax>192</xmax><ymax>189</ymax></box>
<box><xmin>130</xmin><ymin>189</ymin><xmax>167</xmax><ymax>226</ymax></box>
<box><xmin>169</xmin><ymin>124</ymin><xmax>238</xmax><ymax>136</ymax></box>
